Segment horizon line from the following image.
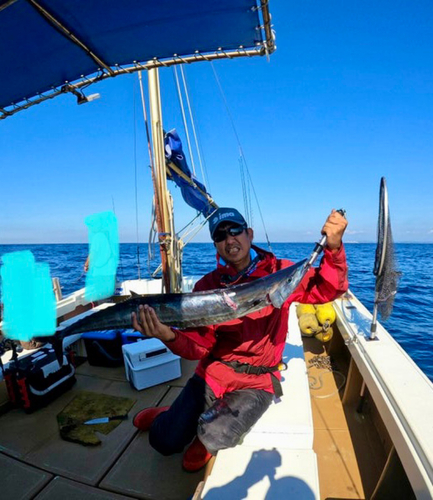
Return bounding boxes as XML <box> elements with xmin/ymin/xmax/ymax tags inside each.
<box><xmin>2</xmin><ymin>241</ymin><xmax>432</xmax><ymax>246</ymax></box>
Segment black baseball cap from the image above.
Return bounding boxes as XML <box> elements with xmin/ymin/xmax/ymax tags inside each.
<box><xmin>209</xmin><ymin>208</ymin><xmax>247</xmax><ymax>239</ymax></box>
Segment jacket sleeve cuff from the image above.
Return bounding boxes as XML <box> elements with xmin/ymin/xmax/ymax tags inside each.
<box><xmin>161</xmin><ymin>328</ymin><xmax>186</xmax><ymax>356</ymax></box>
<box><xmin>324</xmin><ymin>243</ymin><xmax>346</xmax><ymax>263</ymax></box>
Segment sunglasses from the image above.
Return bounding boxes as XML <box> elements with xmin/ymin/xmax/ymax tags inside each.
<box><xmin>212</xmin><ymin>225</ymin><xmax>246</xmax><ymax>243</ymax></box>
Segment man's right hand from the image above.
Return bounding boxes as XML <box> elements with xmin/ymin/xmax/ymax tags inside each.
<box><xmin>131</xmin><ymin>305</ymin><xmax>176</xmax><ymax>342</ymax></box>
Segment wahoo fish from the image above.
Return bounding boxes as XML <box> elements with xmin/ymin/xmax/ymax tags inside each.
<box><xmin>38</xmin><ymin>259</ymin><xmax>307</xmax><ymax>353</ymax></box>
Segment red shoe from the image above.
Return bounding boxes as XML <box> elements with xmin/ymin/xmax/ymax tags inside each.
<box><xmin>133</xmin><ymin>406</ymin><xmax>170</xmax><ymax>431</ymax></box>
<box><xmin>182</xmin><ymin>436</ymin><xmax>213</xmax><ymax>472</ymax></box>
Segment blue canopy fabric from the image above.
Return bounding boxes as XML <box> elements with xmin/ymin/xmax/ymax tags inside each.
<box><xmin>0</xmin><ymin>0</ymin><xmax>263</xmax><ymax>109</ymax></box>
<box><xmin>165</xmin><ymin>130</ymin><xmax>215</xmax><ymax>218</ymax></box>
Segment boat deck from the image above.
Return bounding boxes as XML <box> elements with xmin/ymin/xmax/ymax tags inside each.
<box><xmin>1</xmin><ymin>328</ymin><xmax>388</xmax><ymax>500</ymax></box>
<box><xmin>0</xmin><ymin>356</ymin><xmax>207</xmax><ymax>500</ymax></box>
<box><xmin>303</xmin><ymin>334</ymin><xmax>387</xmax><ymax>500</ymax></box>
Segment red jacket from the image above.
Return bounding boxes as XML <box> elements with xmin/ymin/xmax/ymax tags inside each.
<box><xmin>165</xmin><ymin>244</ymin><xmax>348</xmax><ymax>398</ymax></box>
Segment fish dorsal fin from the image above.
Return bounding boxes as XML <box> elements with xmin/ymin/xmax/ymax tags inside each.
<box><xmin>129</xmin><ymin>290</ymin><xmax>142</xmax><ymax>298</ymax></box>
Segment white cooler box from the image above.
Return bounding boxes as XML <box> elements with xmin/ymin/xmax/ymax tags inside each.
<box><xmin>122</xmin><ymin>338</ymin><xmax>181</xmax><ymax>390</ymax></box>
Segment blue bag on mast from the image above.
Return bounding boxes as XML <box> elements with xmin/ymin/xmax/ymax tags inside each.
<box><xmin>164</xmin><ymin>129</ymin><xmax>214</xmax><ymax>217</ymax></box>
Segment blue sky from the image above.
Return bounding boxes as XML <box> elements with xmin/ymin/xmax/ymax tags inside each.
<box><xmin>1</xmin><ymin>1</ymin><xmax>432</xmax><ymax>244</ymax></box>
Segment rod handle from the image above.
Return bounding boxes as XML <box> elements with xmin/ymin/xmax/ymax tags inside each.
<box><xmin>306</xmin><ymin>209</ymin><xmax>346</xmax><ymax>268</ymax></box>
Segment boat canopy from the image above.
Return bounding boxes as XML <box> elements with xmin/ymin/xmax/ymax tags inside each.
<box><xmin>165</xmin><ymin>130</ymin><xmax>216</xmax><ymax>218</ymax></box>
<box><xmin>0</xmin><ymin>0</ymin><xmax>274</xmax><ymax>119</ymax></box>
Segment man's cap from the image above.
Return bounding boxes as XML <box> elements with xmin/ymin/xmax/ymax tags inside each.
<box><xmin>209</xmin><ymin>208</ymin><xmax>247</xmax><ymax>239</ymax></box>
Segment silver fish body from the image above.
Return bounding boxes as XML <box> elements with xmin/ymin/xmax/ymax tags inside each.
<box><xmin>56</xmin><ymin>259</ymin><xmax>307</xmax><ymax>337</ymax></box>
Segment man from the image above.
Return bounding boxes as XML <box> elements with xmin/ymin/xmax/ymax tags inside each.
<box><xmin>132</xmin><ymin>207</ymin><xmax>348</xmax><ymax>472</ymax></box>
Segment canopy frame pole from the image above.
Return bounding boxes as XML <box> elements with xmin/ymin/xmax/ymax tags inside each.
<box><xmin>258</xmin><ymin>0</ymin><xmax>275</xmax><ymax>55</ymax></box>
<box><xmin>27</xmin><ymin>0</ymin><xmax>114</xmax><ymax>75</ymax></box>
<box><xmin>1</xmin><ymin>47</ymin><xmax>271</xmax><ymax>120</ymax></box>
<box><xmin>1</xmin><ymin>0</ymin><xmax>275</xmax><ymax>120</ymax></box>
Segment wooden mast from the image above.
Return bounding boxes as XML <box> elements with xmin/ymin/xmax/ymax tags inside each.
<box><xmin>148</xmin><ymin>67</ymin><xmax>182</xmax><ymax>293</ymax></box>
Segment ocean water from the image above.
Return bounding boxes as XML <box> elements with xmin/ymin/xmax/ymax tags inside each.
<box><xmin>1</xmin><ymin>242</ymin><xmax>432</xmax><ymax>381</ymax></box>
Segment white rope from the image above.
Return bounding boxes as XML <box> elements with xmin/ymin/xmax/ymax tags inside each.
<box><xmin>133</xmin><ymin>79</ymin><xmax>141</xmax><ymax>279</ymax></box>
<box><xmin>179</xmin><ymin>208</ymin><xmax>218</xmax><ymax>246</ymax></box>
<box><xmin>138</xmin><ymin>71</ymin><xmax>160</xmax><ymax>278</ymax></box>
<box><xmin>173</xmin><ymin>66</ymin><xmax>196</xmax><ymax>176</ymax></box>
<box><xmin>179</xmin><ymin>65</ymin><xmax>209</xmax><ymax>188</ymax></box>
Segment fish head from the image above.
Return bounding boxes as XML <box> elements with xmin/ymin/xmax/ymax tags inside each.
<box><xmin>268</xmin><ymin>260</ymin><xmax>307</xmax><ymax>308</ymax></box>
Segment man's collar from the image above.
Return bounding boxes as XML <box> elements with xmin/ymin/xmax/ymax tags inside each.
<box><xmin>218</xmin><ymin>248</ymin><xmax>258</xmax><ymax>268</ymax></box>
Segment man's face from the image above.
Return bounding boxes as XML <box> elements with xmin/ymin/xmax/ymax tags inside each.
<box><xmin>213</xmin><ymin>222</ymin><xmax>253</xmax><ymax>272</ymax></box>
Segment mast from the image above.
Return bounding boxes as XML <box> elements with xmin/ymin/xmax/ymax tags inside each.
<box><xmin>148</xmin><ymin>68</ymin><xmax>182</xmax><ymax>293</ymax></box>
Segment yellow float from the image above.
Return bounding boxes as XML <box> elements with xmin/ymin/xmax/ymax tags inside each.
<box><xmin>298</xmin><ymin>313</ymin><xmax>320</xmax><ymax>337</ymax></box>
<box><xmin>315</xmin><ymin>302</ymin><xmax>336</xmax><ymax>328</ymax></box>
<box><xmin>296</xmin><ymin>303</ymin><xmax>316</xmax><ymax>318</ymax></box>
<box><xmin>315</xmin><ymin>325</ymin><xmax>334</xmax><ymax>343</ymax></box>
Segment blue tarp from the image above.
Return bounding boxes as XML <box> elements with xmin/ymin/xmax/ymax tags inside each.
<box><xmin>165</xmin><ymin>130</ymin><xmax>214</xmax><ymax>217</ymax></box>
<box><xmin>0</xmin><ymin>0</ymin><xmax>263</xmax><ymax>109</ymax></box>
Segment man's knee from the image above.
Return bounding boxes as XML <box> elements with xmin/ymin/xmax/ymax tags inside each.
<box><xmin>196</xmin><ymin>390</ymin><xmax>273</xmax><ymax>454</ymax></box>
<box><xmin>198</xmin><ymin>423</ymin><xmax>242</xmax><ymax>454</ymax></box>
<box><xmin>197</xmin><ymin>407</ymin><xmax>244</xmax><ymax>454</ymax></box>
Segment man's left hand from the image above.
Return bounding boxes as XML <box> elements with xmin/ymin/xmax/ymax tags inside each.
<box><xmin>131</xmin><ymin>305</ymin><xmax>176</xmax><ymax>342</ymax></box>
<box><xmin>322</xmin><ymin>209</ymin><xmax>348</xmax><ymax>251</ymax></box>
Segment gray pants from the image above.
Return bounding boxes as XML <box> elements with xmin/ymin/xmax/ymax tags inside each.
<box><xmin>149</xmin><ymin>374</ymin><xmax>273</xmax><ymax>455</ymax></box>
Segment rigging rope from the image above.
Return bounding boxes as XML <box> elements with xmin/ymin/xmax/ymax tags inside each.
<box><xmin>173</xmin><ymin>66</ymin><xmax>196</xmax><ymax>176</ymax></box>
<box><xmin>148</xmin><ymin>203</ymin><xmax>157</xmax><ymax>277</ymax></box>
<box><xmin>177</xmin><ymin>209</ymin><xmax>218</xmax><ymax>246</ymax></box>
<box><xmin>110</xmin><ymin>196</ymin><xmax>125</xmax><ymax>282</ymax></box>
<box><xmin>210</xmin><ymin>62</ymin><xmax>272</xmax><ymax>251</ymax></box>
<box><xmin>179</xmin><ymin>65</ymin><xmax>209</xmax><ymax>189</ymax></box>
<box><xmin>239</xmin><ymin>155</ymin><xmax>253</xmax><ymax>229</ymax></box>
<box><xmin>138</xmin><ymin>71</ymin><xmax>166</xmax><ymax>280</ymax></box>
<box><xmin>133</xmin><ymin>78</ymin><xmax>141</xmax><ymax>279</ymax></box>
<box><xmin>170</xmin><ymin>66</ymin><xmax>217</xmax><ymax>248</ymax></box>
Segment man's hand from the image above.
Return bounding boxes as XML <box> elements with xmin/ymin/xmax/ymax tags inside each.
<box><xmin>131</xmin><ymin>305</ymin><xmax>176</xmax><ymax>342</ymax></box>
<box><xmin>321</xmin><ymin>209</ymin><xmax>348</xmax><ymax>251</ymax></box>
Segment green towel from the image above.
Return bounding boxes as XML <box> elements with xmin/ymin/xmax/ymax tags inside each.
<box><xmin>57</xmin><ymin>391</ymin><xmax>136</xmax><ymax>446</ymax></box>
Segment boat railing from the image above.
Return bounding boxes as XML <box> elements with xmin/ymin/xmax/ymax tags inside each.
<box><xmin>334</xmin><ymin>292</ymin><xmax>433</xmax><ymax>498</ymax></box>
